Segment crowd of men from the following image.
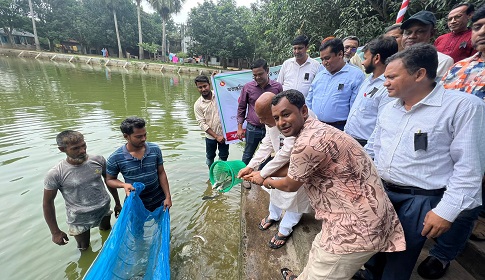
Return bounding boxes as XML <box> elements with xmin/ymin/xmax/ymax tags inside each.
<box><xmin>235</xmin><ymin>3</ymin><xmax>485</xmax><ymax>280</ymax></box>
<box><xmin>42</xmin><ymin>3</ymin><xmax>485</xmax><ymax>280</ymax></box>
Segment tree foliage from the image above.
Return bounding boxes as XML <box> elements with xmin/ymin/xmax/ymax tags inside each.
<box><xmin>187</xmin><ymin>0</ymin><xmax>254</xmax><ymax>68</ymax></box>
<box><xmin>0</xmin><ymin>0</ymin><xmax>31</xmax><ymax>43</ymax></box>
<box><xmin>2</xmin><ymin>0</ymin><xmax>485</xmax><ymax>64</ymax></box>
<box><xmin>148</xmin><ymin>0</ymin><xmax>185</xmax><ymax>60</ymax></box>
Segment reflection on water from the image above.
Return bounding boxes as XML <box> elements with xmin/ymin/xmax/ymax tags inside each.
<box><xmin>0</xmin><ymin>57</ymin><xmax>243</xmax><ymax>279</ymax></box>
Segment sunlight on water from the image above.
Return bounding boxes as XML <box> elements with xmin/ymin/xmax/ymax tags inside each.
<box><xmin>0</xmin><ymin>57</ymin><xmax>243</xmax><ymax>279</ymax></box>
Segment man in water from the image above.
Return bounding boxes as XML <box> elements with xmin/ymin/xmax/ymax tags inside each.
<box><xmin>43</xmin><ymin>130</ymin><xmax>122</xmax><ymax>250</ymax></box>
<box><xmin>106</xmin><ymin>117</ymin><xmax>172</xmax><ymax>212</ymax></box>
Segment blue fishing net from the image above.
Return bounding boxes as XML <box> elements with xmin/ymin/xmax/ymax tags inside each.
<box><xmin>84</xmin><ymin>182</ymin><xmax>170</xmax><ymax>280</ymax></box>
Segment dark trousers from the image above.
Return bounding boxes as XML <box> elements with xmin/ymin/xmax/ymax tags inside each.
<box><xmin>205</xmin><ymin>137</ymin><xmax>229</xmax><ymax>168</ymax></box>
<box><xmin>322</xmin><ymin>120</ymin><xmax>346</xmax><ymax>131</ymax></box>
<box><xmin>429</xmin><ymin>178</ymin><xmax>484</xmax><ymax>262</ymax></box>
<box><xmin>353</xmin><ymin>137</ymin><xmax>368</xmax><ymax>147</ymax></box>
<box><xmin>364</xmin><ymin>190</ymin><xmax>442</xmax><ymax>280</ymax></box>
<box><xmin>242</xmin><ymin>123</ymin><xmax>265</xmax><ymax>165</ymax></box>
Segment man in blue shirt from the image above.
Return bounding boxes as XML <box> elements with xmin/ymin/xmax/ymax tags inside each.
<box><xmin>106</xmin><ymin>117</ymin><xmax>172</xmax><ymax>212</ymax></box>
<box><xmin>344</xmin><ymin>36</ymin><xmax>398</xmax><ymax>146</ymax></box>
<box><xmin>306</xmin><ymin>38</ymin><xmax>365</xmax><ymax>130</ymax></box>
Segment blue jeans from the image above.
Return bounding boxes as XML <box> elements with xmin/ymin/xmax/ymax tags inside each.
<box><xmin>205</xmin><ymin>138</ymin><xmax>229</xmax><ymax>168</ymax></box>
<box><xmin>242</xmin><ymin>123</ymin><xmax>265</xmax><ymax>165</ymax></box>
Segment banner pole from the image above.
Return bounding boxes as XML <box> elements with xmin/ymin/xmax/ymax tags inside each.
<box><xmin>396</xmin><ymin>0</ymin><xmax>410</xmax><ymax>23</ymax></box>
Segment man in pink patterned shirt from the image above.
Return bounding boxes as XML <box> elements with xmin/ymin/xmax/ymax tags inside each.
<box><xmin>263</xmin><ymin>90</ymin><xmax>405</xmax><ymax>280</ymax></box>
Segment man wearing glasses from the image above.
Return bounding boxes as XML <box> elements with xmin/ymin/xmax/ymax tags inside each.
<box><xmin>435</xmin><ymin>3</ymin><xmax>477</xmax><ymax>62</ymax></box>
<box><xmin>343</xmin><ymin>36</ymin><xmax>365</xmax><ymax>72</ymax></box>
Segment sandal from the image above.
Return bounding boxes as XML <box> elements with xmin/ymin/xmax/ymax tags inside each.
<box><xmin>269</xmin><ymin>232</ymin><xmax>291</xmax><ymax>249</ymax></box>
<box><xmin>258</xmin><ymin>216</ymin><xmax>277</xmax><ymax>231</ymax></box>
<box><xmin>281</xmin><ymin>267</ymin><xmax>298</xmax><ymax>280</ymax></box>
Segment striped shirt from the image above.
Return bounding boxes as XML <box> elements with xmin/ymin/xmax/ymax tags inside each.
<box><xmin>106</xmin><ymin>142</ymin><xmax>165</xmax><ymax>211</ymax></box>
<box><xmin>372</xmin><ymin>84</ymin><xmax>485</xmax><ymax>222</ymax></box>
<box><xmin>194</xmin><ymin>92</ymin><xmax>223</xmax><ymax>140</ymax></box>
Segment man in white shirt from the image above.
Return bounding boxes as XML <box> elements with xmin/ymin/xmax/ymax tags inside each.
<box><xmin>277</xmin><ymin>35</ymin><xmax>321</xmax><ymax>97</ymax></box>
<box><xmin>344</xmin><ymin>35</ymin><xmax>398</xmax><ymax>146</ymax></box>
<box><xmin>238</xmin><ymin>92</ymin><xmax>312</xmax><ymax>249</ymax></box>
<box><xmin>360</xmin><ymin>43</ymin><xmax>485</xmax><ymax>280</ymax></box>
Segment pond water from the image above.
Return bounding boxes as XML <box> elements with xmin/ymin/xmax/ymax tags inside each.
<box><xmin>0</xmin><ymin>57</ymin><xmax>243</xmax><ymax>279</ymax></box>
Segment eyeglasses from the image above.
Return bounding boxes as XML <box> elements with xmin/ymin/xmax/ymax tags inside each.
<box><xmin>344</xmin><ymin>46</ymin><xmax>357</xmax><ymax>52</ymax></box>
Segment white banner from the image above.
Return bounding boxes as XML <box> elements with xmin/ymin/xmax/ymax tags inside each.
<box><xmin>211</xmin><ymin>66</ymin><xmax>282</xmax><ymax>144</ymax></box>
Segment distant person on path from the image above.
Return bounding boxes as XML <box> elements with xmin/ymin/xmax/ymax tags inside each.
<box><xmin>264</xmin><ymin>90</ymin><xmax>405</xmax><ymax>280</ymax></box>
<box><xmin>344</xmin><ymin>36</ymin><xmax>398</xmax><ymax>146</ymax></box>
<box><xmin>401</xmin><ymin>10</ymin><xmax>454</xmax><ymax>79</ymax></box>
<box><xmin>193</xmin><ymin>75</ymin><xmax>229</xmax><ymax>169</ymax></box>
<box><xmin>415</xmin><ymin>7</ymin><xmax>485</xmax><ymax>278</ymax></box>
<box><xmin>434</xmin><ymin>3</ymin><xmax>477</xmax><ymax>62</ymax></box>
<box><xmin>360</xmin><ymin>44</ymin><xmax>485</xmax><ymax>280</ymax></box>
<box><xmin>306</xmin><ymin>38</ymin><xmax>365</xmax><ymax>130</ymax></box>
<box><xmin>105</xmin><ymin>117</ymin><xmax>172</xmax><ymax>212</ymax></box>
<box><xmin>101</xmin><ymin>48</ymin><xmax>107</xmax><ymax>58</ymax></box>
<box><xmin>238</xmin><ymin>92</ymin><xmax>312</xmax><ymax>249</ymax></box>
<box><xmin>277</xmin><ymin>35</ymin><xmax>322</xmax><ymax>97</ymax></box>
<box><xmin>237</xmin><ymin>59</ymin><xmax>283</xmax><ymax>168</ymax></box>
<box><xmin>43</xmin><ymin>130</ymin><xmax>122</xmax><ymax>251</ymax></box>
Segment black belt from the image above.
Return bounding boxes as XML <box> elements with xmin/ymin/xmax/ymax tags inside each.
<box><xmin>353</xmin><ymin>138</ymin><xmax>367</xmax><ymax>147</ymax></box>
<box><xmin>322</xmin><ymin>120</ymin><xmax>347</xmax><ymax>126</ymax></box>
<box><xmin>382</xmin><ymin>180</ymin><xmax>445</xmax><ymax>196</ymax></box>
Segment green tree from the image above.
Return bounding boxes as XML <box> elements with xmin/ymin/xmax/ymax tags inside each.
<box><xmin>188</xmin><ymin>0</ymin><xmax>254</xmax><ymax>69</ymax></box>
<box><xmin>139</xmin><ymin>42</ymin><xmax>160</xmax><ymax>59</ymax></box>
<box><xmin>245</xmin><ymin>0</ymin><xmax>343</xmax><ymax>63</ymax></box>
<box><xmin>0</xmin><ymin>0</ymin><xmax>30</xmax><ymax>46</ymax></box>
<box><xmin>135</xmin><ymin>0</ymin><xmax>143</xmax><ymax>59</ymax></box>
<box><xmin>148</xmin><ymin>0</ymin><xmax>185</xmax><ymax>61</ymax></box>
<box><xmin>102</xmin><ymin>0</ymin><xmax>123</xmax><ymax>58</ymax></box>
<box><xmin>27</xmin><ymin>0</ymin><xmax>40</xmax><ymax>50</ymax></box>
<box><xmin>334</xmin><ymin>0</ymin><xmax>484</xmax><ymax>43</ymax></box>
<box><xmin>36</xmin><ymin>0</ymin><xmax>79</xmax><ymax>51</ymax></box>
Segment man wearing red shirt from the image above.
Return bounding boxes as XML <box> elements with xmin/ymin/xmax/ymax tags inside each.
<box><xmin>434</xmin><ymin>3</ymin><xmax>477</xmax><ymax>62</ymax></box>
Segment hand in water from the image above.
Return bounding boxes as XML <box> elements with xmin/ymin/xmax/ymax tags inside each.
<box><xmin>52</xmin><ymin>231</ymin><xmax>69</xmax><ymax>245</ymax></box>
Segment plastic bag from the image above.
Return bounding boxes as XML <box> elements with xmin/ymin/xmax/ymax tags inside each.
<box><xmin>84</xmin><ymin>182</ymin><xmax>170</xmax><ymax>280</ymax></box>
